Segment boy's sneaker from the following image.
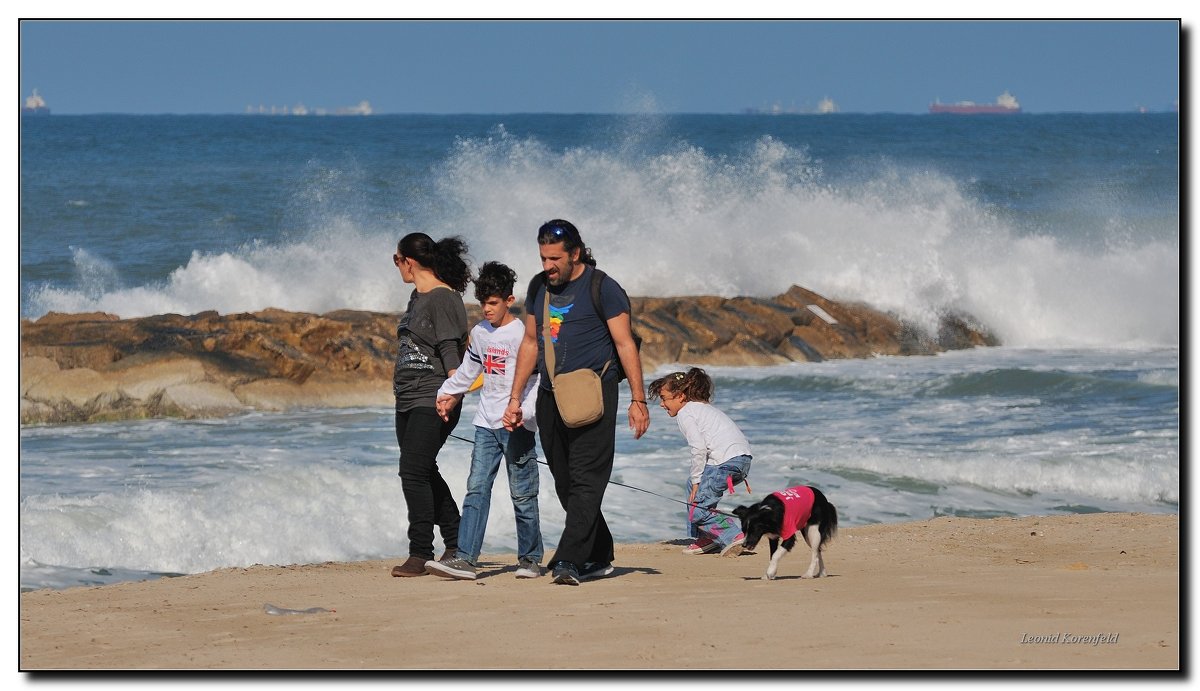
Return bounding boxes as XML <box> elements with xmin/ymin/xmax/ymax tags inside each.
<box><xmin>720</xmin><ymin>533</ymin><xmax>746</xmax><ymax>557</ymax></box>
<box><xmin>579</xmin><ymin>561</ymin><xmax>615</xmax><ymax>581</ymax></box>
<box><xmin>551</xmin><ymin>561</ymin><xmax>580</xmax><ymax>586</ymax></box>
<box><xmin>425</xmin><ymin>556</ymin><xmax>477</xmax><ymax>580</ymax></box>
<box><xmin>682</xmin><ymin>535</ymin><xmax>719</xmax><ymax>555</ymax></box>
<box><xmin>514</xmin><ymin>559</ymin><xmax>543</xmax><ymax>579</ymax></box>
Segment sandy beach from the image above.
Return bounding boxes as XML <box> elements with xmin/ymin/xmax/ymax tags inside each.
<box><xmin>18</xmin><ymin>512</ymin><xmax>1178</xmax><ymax>671</ymax></box>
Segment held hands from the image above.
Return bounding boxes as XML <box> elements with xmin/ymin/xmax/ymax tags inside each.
<box><xmin>435</xmin><ymin>393</ymin><xmax>463</xmax><ymax>422</ymax></box>
<box><xmin>502</xmin><ymin>397</ymin><xmax>523</xmax><ymax>431</ymax></box>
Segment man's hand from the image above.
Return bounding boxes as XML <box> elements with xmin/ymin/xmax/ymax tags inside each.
<box><xmin>502</xmin><ymin>398</ymin><xmax>523</xmax><ymax>431</ymax></box>
<box><xmin>628</xmin><ymin>400</ymin><xmax>650</xmax><ymax>439</ymax></box>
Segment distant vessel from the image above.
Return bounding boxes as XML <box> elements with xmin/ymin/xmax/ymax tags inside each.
<box><xmin>740</xmin><ymin>97</ymin><xmax>839</xmax><ymax>115</ymax></box>
<box><xmin>245</xmin><ymin>99</ymin><xmax>372</xmax><ymax>116</ymax></box>
<box><xmin>929</xmin><ymin>91</ymin><xmax>1020</xmax><ymax>115</ymax></box>
<box><xmin>22</xmin><ymin>89</ymin><xmax>50</xmax><ymax>115</ymax></box>
<box><xmin>817</xmin><ymin>96</ymin><xmax>839</xmax><ymax>114</ymax></box>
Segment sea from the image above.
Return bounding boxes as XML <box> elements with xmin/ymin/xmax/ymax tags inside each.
<box><xmin>18</xmin><ymin>112</ymin><xmax>1180</xmax><ymax>592</ymax></box>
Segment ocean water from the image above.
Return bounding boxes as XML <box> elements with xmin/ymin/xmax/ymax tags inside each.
<box><xmin>18</xmin><ymin>113</ymin><xmax>1179</xmax><ymax>592</ymax></box>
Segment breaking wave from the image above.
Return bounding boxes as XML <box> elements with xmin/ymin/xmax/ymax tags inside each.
<box><xmin>27</xmin><ymin>126</ymin><xmax>1178</xmax><ymax>348</ymax></box>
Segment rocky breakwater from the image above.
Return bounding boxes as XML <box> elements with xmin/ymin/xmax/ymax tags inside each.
<box><xmin>20</xmin><ymin>286</ymin><xmax>996</xmax><ymax>425</ymax></box>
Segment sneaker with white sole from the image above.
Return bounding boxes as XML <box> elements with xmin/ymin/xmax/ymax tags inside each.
<box><xmin>720</xmin><ymin>533</ymin><xmax>746</xmax><ymax>557</ymax></box>
<box><xmin>551</xmin><ymin>561</ymin><xmax>580</xmax><ymax>586</ymax></box>
<box><xmin>682</xmin><ymin>535</ymin><xmax>719</xmax><ymax>555</ymax></box>
<box><xmin>425</xmin><ymin>556</ymin><xmax>477</xmax><ymax>580</ymax></box>
<box><xmin>514</xmin><ymin>559</ymin><xmax>543</xmax><ymax>579</ymax></box>
<box><xmin>579</xmin><ymin>561</ymin><xmax>615</xmax><ymax>581</ymax></box>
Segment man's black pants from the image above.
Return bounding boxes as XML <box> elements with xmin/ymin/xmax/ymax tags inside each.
<box><xmin>537</xmin><ymin>376</ymin><xmax>618</xmax><ymax>568</ymax></box>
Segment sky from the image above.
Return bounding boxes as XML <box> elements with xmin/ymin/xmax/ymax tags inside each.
<box><xmin>16</xmin><ymin>19</ymin><xmax>1183</xmax><ymax>115</ymax></box>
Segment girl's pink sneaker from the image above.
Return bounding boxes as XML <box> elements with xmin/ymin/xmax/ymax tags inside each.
<box><xmin>682</xmin><ymin>535</ymin><xmax>719</xmax><ymax>555</ymax></box>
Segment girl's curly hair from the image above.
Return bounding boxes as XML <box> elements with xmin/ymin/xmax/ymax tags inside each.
<box><xmin>648</xmin><ymin>367</ymin><xmax>714</xmax><ymax>403</ymax></box>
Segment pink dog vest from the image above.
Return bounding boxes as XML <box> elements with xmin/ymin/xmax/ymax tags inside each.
<box><xmin>773</xmin><ymin>486</ymin><xmax>815</xmax><ymax>540</ymax></box>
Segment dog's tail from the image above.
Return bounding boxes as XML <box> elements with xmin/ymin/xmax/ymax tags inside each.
<box><xmin>811</xmin><ymin>487</ymin><xmax>838</xmax><ymax>547</ymax></box>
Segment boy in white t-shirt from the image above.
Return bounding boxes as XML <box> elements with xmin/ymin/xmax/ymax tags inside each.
<box><xmin>427</xmin><ymin>262</ymin><xmax>543</xmax><ymax>580</ymax></box>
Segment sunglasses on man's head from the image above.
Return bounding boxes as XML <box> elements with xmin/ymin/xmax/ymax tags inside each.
<box><xmin>538</xmin><ymin>225</ymin><xmax>575</xmax><ymax>242</ymax></box>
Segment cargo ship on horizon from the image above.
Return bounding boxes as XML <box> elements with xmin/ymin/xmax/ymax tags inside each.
<box><xmin>21</xmin><ymin>89</ymin><xmax>50</xmax><ymax>115</ymax></box>
<box><xmin>929</xmin><ymin>91</ymin><xmax>1020</xmax><ymax>115</ymax></box>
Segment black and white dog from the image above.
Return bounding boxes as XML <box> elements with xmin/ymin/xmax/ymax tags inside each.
<box><xmin>732</xmin><ymin>486</ymin><xmax>838</xmax><ymax>580</ymax></box>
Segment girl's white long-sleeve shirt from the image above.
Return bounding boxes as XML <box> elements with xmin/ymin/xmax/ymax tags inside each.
<box><xmin>437</xmin><ymin>318</ymin><xmax>538</xmax><ymax>431</ymax></box>
<box><xmin>675</xmin><ymin>401</ymin><xmax>753</xmax><ymax>485</ymax></box>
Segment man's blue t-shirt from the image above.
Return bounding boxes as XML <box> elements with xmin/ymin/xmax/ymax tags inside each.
<box><xmin>526</xmin><ymin>264</ymin><xmax>630</xmax><ymax>390</ymax></box>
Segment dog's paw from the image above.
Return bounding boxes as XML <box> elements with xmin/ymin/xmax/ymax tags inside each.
<box><xmin>762</xmin><ymin>573</ymin><xmax>775</xmax><ymax>581</ymax></box>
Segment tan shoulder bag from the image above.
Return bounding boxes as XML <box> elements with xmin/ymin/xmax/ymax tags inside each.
<box><xmin>543</xmin><ymin>289</ymin><xmax>609</xmax><ymax>428</ymax></box>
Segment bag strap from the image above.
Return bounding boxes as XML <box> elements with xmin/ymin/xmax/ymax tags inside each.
<box><xmin>542</xmin><ymin>291</ymin><xmax>557</xmax><ymax>384</ymax></box>
<box><xmin>540</xmin><ymin>277</ymin><xmax>610</xmax><ymax>385</ymax></box>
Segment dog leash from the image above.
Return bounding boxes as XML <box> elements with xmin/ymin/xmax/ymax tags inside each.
<box><xmin>447</xmin><ymin>432</ymin><xmax>743</xmax><ymax>519</ymax></box>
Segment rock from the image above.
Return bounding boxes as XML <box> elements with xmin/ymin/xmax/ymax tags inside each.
<box><xmin>32</xmin><ymin>311</ymin><xmax>120</xmax><ymax>325</ymax></box>
<box><xmin>698</xmin><ymin>333</ymin><xmax>792</xmax><ymax>367</ymax></box>
<box><xmin>24</xmin><ymin>367</ymin><xmax>116</xmax><ymax>408</ymax></box>
<box><xmin>109</xmin><ymin>357</ymin><xmax>207</xmax><ymax>401</ymax></box>
<box><xmin>158</xmin><ymin>383</ymin><xmax>246</xmax><ymax>418</ymax></box>
<box><xmin>630</xmin><ymin>285</ymin><xmax>996</xmax><ymax>369</ymax></box>
<box><xmin>19</xmin><ymin>399</ymin><xmax>57</xmax><ymax>425</ymax></box>
<box><xmin>234</xmin><ymin>375</ymin><xmax>391</xmax><ymax>411</ymax></box>
<box><xmin>20</xmin><ymin>357</ymin><xmax>61</xmax><ymax>396</ymax></box>
<box><xmin>18</xmin><ymin>286</ymin><xmax>998</xmax><ymax>424</ymax></box>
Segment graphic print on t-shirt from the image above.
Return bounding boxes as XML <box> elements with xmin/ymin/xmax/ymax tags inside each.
<box><xmin>396</xmin><ymin>334</ymin><xmax>434</xmax><ymax>371</ymax></box>
<box><xmin>548</xmin><ymin>302</ymin><xmax>573</xmax><ymax>343</ymax></box>
<box><xmin>482</xmin><ymin>350</ymin><xmax>507</xmax><ymax>376</ymax></box>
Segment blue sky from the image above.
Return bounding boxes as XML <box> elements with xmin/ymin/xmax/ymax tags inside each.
<box><xmin>17</xmin><ymin>19</ymin><xmax>1183</xmax><ymax>114</ymax></box>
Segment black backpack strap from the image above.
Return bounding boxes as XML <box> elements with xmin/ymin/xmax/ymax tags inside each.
<box><xmin>590</xmin><ymin>267</ymin><xmax>608</xmax><ymax>323</ymax></box>
<box><xmin>526</xmin><ymin>270</ymin><xmax>547</xmax><ymax>316</ymax></box>
<box><xmin>589</xmin><ymin>267</ymin><xmax>639</xmax><ymax>382</ymax></box>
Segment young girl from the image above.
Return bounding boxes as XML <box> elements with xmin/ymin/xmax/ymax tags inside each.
<box><xmin>649</xmin><ymin>367</ymin><xmax>752</xmax><ymax>557</ymax></box>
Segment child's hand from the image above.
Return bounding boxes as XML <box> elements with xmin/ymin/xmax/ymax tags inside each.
<box><xmin>688</xmin><ymin>484</ymin><xmax>698</xmax><ymax>505</ymax></box>
<box><xmin>434</xmin><ymin>393</ymin><xmax>462</xmax><ymax>422</ymax></box>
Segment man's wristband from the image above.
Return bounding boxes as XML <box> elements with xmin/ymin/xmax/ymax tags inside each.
<box><xmin>630</xmin><ymin>399</ymin><xmax>647</xmax><ymax>405</ymax></box>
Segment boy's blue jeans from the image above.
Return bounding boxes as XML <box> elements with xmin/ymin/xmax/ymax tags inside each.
<box><xmin>688</xmin><ymin>455</ymin><xmax>752</xmax><ymax>546</ymax></box>
<box><xmin>456</xmin><ymin>425</ymin><xmax>543</xmax><ymax>566</ymax></box>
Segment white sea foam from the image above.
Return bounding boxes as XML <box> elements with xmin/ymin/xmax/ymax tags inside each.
<box><xmin>19</xmin><ymin>449</ymin><xmax>567</xmax><ymax>578</ymax></box>
<box><xmin>19</xmin><ymin>347</ymin><xmax>1177</xmax><ymax>590</ymax></box>
<box><xmin>27</xmin><ymin>129</ymin><xmax>1178</xmax><ymax>348</ymax></box>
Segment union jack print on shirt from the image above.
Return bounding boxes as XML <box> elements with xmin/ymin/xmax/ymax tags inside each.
<box><xmin>482</xmin><ymin>352</ymin><xmax>506</xmax><ymax>376</ymax></box>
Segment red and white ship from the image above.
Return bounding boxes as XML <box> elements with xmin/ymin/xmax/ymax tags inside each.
<box><xmin>22</xmin><ymin>89</ymin><xmax>50</xmax><ymax>115</ymax></box>
<box><xmin>929</xmin><ymin>91</ymin><xmax>1020</xmax><ymax>115</ymax></box>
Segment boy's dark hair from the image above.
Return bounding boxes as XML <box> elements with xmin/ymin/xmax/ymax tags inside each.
<box><xmin>648</xmin><ymin>367</ymin><xmax>714</xmax><ymax>404</ymax></box>
<box><xmin>474</xmin><ymin>261</ymin><xmax>518</xmax><ymax>303</ymax></box>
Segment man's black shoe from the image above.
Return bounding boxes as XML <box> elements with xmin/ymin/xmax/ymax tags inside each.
<box><xmin>551</xmin><ymin>561</ymin><xmax>580</xmax><ymax>586</ymax></box>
